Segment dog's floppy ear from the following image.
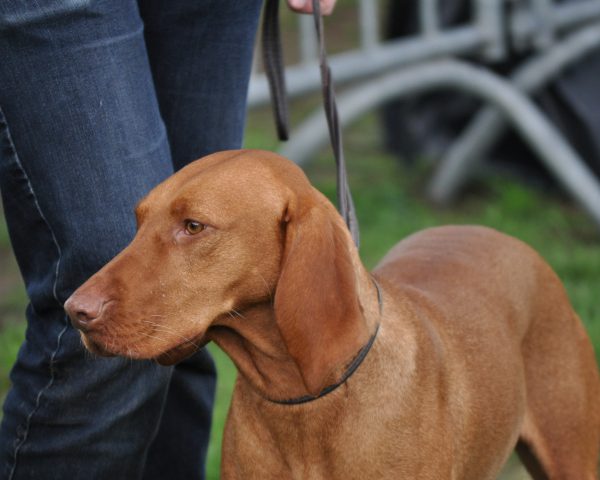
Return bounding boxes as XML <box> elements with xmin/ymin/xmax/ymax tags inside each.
<box><xmin>274</xmin><ymin>196</ymin><xmax>368</xmax><ymax>396</ymax></box>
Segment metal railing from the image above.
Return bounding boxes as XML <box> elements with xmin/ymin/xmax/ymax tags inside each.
<box><xmin>248</xmin><ymin>0</ymin><xmax>600</xmax><ymax>231</ymax></box>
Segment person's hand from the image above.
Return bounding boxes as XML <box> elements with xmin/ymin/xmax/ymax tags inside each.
<box><xmin>287</xmin><ymin>0</ymin><xmax>337</xmax><ymax>16</ymax></box>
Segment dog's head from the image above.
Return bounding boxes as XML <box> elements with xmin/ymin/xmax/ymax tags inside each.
<box><xmin>65</xmin><ymin>150</ymin><xmax>367</xmax><ymax>394</ymax></box>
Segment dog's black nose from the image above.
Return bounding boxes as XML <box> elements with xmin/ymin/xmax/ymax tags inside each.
<box><xmin>64</xmin><ymin>294</ymin><xmax>104</xmax><ymax>332</ymax></box>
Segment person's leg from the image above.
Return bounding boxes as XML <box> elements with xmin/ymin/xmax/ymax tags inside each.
<box><xmin>139</xmin><ymin>0</ymin><xmax>264</xmax><ymax>169</ymax></box>
<box><xmin>0</xmin><ymin>1</ymin><xmax>198</xmax><ymax>478</ymax></box>
<box><xmin>137</xmin><ymin>1</ymin><xmax>262</xmax><ymax>478</ymax></box>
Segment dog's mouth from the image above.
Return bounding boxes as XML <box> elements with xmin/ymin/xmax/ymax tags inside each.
<box><xmin>80</xmin><ymin>330</ymin><xmax>208</xmax><ymax>365</ymax></box>
<box><xmin>80</xmin><ymin>334</ymin><xmax>117</xmax><ymax>358</ymax></box>
<box><xmin>155</xmin><ymin>334</ymin><xmax>209</xmax><ymax>366</ymax></box>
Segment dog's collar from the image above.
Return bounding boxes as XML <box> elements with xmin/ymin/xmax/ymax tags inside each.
<box><xmin>269</xmin><ymin>278</ymin><xmax>383</xmax><ymax>406</ymax></box>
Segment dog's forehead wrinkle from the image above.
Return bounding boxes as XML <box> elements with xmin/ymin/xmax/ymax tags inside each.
<box><xmin>190</xmin><ymin>150</ymin><xmax>311</xmax><ymax>192</ymax></box>
<box><xmin>195</xmin><ymin>160</ymin><xmax>277</xmax><ymax>190</ymax></box>
<box><xmin>169</xmin><ymin>197</ymin><xmax>189</xmax><ymax>217</ymax></box>
<box><xmin>144</xmin><ymin>151</ymin><xmax>312</xmax><ymax>223</ymax></box>
<box><xmin>167</xmin><ymin>171</ymin><xmax>289</xmax><ymax>223</ymax></box>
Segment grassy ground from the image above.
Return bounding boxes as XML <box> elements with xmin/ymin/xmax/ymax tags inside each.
<box><xmin>1</xmin><ymin>108</ymin><xmax>599</xmax><ymax>478</ymax></box>
<box><xmin>0</xmin><ymin>216</ymin><xmax>27</xmax><ymax>408</ymax></box>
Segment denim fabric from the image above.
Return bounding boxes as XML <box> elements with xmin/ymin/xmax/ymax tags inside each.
<box><xmin>0</xmin><ymin>0</ymin><xmax>262</xmax><ymax>478</ymax></box>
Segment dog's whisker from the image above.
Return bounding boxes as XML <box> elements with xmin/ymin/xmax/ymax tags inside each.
<box><xmin>256</xmin><ymin>271</ymin><xmax>273</xmax><ymax>302</ymax></box>
<box><xmin>142</xmin><ymin>319</ymin><xmax>181</xmax><ymax>333</ymax></box>
<box><xmin>149</xmin><ymin>323</ymin><xmax>195</xmax><ymax>340</ymax></box>
<box><xmin>142</xmin><ymin>320</ymin><xmax>179</xmax><ymax>334</ymax></box>
<box><xmin>138</xmin><ymin>331</ymin><xmax>172</xmax><ymax>345</ymax></box>
<box><xmin>142</xmin><ymin>319</ymin><xmax>166</xmax><ymax>327</ymax></box>
<box><xmin>141</xmin><ymin>319</ymin><xmax>201</xmax><ymax>348</ymax></box>
<box><xmin>230</xmin><ymin>309</ymin><xmax>246</xmax><ymax>320</ymax></box>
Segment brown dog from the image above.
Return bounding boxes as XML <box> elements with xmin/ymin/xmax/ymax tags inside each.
<box><xmin>65</xmin><ymin>150</ymin><xmax>600</xmax><ymax>479</ymax></box>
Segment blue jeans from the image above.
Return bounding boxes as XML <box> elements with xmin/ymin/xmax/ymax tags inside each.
<box><xmin>0</xmin><ymin>0</ymin><xmax>262</xmax><ymax>478</ymax></box>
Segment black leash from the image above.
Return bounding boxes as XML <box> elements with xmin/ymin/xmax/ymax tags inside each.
<box><xmin>262</xmin><ymin>0</ymin><xmax>289</xmax><ymax>141</ymax></box>
<box><xmin>261</xmin><ymin>2</ymin><xmax>377</xmax><ymax>406</ymax></box>
<box><xmin>262</xmin><ymin>0</ymin><xmax>360</xmax><ymax>247</ymax></box>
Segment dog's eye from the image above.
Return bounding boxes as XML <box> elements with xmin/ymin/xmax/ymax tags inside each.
<box><xmin>184</xmin><ymin>220</ymin><xmax>205</xmax><ymax>235</ymax></box>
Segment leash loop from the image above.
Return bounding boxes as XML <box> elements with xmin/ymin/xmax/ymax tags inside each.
<box><xmin>262</xmin><ymin>0</ymin><xmax>360</xmax><ymax>247</ymax></box>
<box><xmin>310</xmin><ymin>0</ymin><xmax>359</xmax><ymax>247</ymax></box>
<box><xmin>262</xmin><ymin>0</ymin><xmax>289</xmax><ymax>141</ymax></box>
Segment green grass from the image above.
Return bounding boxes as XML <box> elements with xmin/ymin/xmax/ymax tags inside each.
<box><xmin>0</xmin><ymin>110</ymin><xmax>599</xmax><ymax>479</ymax></box>
<box><xmin>0</xmin><ymin>209</ymin><xmax>10</xmax><ymax>249</ymax></box>
<box><xmin>206</xmin><ymin>346</ymin><xmax>236</xmax><ymax>477</ymax></box>
<box><xmin>0</xmin><ymin>321</ymin><xmax>25</xmax><ymax>407</ymax></box>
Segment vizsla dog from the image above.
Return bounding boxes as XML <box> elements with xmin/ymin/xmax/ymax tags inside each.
<box><xmin>65</xmin><ymin>150</ymin><xmax>600</xmax><ymax>479</ymax></box>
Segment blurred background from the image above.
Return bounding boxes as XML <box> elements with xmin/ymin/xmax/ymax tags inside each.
<box><xmin>2</xmin><ymin>0</ymin><xmax>600</xmax><ymax>478</ymax></box>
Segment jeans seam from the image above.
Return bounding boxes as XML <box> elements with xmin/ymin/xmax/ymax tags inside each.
<box><xmin>0</xmin><ymin>106</ymin><xmax>69</xmax><ymax>480</ymax></box>
<box><xmin>8</xmin><ymin>321</ymin><xmax>69</xmax><ymax>480</ymax></box>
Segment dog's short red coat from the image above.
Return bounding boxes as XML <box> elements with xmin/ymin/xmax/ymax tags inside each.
<box><xmin>66</xmin><ymin>150</ymin><xmax>600</xmax><ymax>479</ymax></box>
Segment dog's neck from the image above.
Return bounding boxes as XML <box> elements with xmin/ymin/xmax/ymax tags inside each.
<box><xmin>208</xmin><ymin>304</ymin><xmax>309</xmax><ymax>400</ymax></box>
<box><xmin>207</xmin><ymin>262</ymin><xmax>381</xmax><ymax>403</ymax></box>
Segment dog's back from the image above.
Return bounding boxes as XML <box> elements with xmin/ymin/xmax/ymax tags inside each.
<box><xmin>375</xmin><ymin>225</ymin><xmax>600</xmax><ymax>479</ymax></box>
